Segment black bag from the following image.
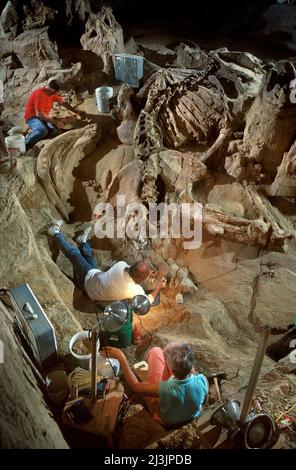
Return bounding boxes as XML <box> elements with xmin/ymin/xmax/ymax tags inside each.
<box><xmin>66</xmin><ymin>399</ymin><xmax>93</xmax><ymax>425</ymax></box>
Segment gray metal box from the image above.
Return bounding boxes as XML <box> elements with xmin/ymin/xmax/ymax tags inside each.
<box><xmin>114</xmin><ymin>53</ymin><xmax>144</xmax><ymax>88</ymax></box>
<box><xmin>9</xmin><ymin>284</ymin><xmax>58</xmax><ymax>370</ymax></box>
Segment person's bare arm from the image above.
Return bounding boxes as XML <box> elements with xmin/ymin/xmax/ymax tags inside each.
<box><xmin>36</xmin><ymin>111</ymin><xmax>62</xmax><ymax>127</ymax></box>
<box><xmin>149</xmin><ymin>277</ymin><xmax>167</xmax><ymax>300</ymax></box>
<box><xmin>61</xmin><ymin>101</ymin><xmax>86</xmax><ymax>117</ymax></box>
<box><xmin>33</xmin><ymin>92</ymin><xmax>60</xmax><ymax>125</ymax></box>
<box><xmin>101</xmin><ymin>346</ymin><xmax>159</xmax><ymax>396</ymax></box>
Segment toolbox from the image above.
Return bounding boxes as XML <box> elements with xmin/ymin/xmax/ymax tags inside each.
<box><xmin>9</xmin><ymin>283</ymin><xmax>58</xmax><ymax>370</ymax></box>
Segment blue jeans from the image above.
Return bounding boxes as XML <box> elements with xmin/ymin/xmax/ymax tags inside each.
<box><xmin>25</xmin><ymin>117</ymin><xmax>60</xmax><ymax>150</ymax></box>
<box><xmin>54</xmin><ymin>233</ymin><xmax>98</xmax><ymax>290</ymax></box>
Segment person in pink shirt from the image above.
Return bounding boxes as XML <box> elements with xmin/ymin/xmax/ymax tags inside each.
<box><xmin>102</xmin><ymin>341</ymin><xmax>209</xmax><ymax>426</ymax></box>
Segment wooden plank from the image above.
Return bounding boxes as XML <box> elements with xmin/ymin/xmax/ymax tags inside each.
<box><xmin>62</xmin><ymin>378</ymin><xmax>124</xmax><ymax>438</ymax></box>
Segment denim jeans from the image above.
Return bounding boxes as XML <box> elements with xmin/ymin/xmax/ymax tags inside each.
<box><xmin>25</xmin><ymin>117</ymin><xmax>60</xmax><ymax>150</ymax></box>
<box><xmin>54</xmin><ymin>233</ymin><xmax>98</xmax><ymax>290</ymax></box>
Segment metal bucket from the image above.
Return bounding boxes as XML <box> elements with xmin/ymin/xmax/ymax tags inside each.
<box><xmin>95</xmin><ymin>86</ymin><xmax>113</xmax><ymax>113</ymax></box>
<box><xmin>211</xmin><ymin>400</ymin><xmax>241</xmax><ymax>432</ymax></box>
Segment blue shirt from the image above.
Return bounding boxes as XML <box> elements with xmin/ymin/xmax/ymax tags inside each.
<box><xmin>158</xmin><ymin>373</ymin><xmax>208</xmax><ymax>425</ymax></box>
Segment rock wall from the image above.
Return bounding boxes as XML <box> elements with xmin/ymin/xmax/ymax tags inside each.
<box><xmin>263</xmin><ymin>3</ymin><xmax>296</xmax><ymax>52</ymax></box>
<box><xmin>0</xmin><ymin>27</ymin><xmax>60</xmax><ymax>68</ymax></box>
<box><xmin>0</xmin><ymin>300</ymin><xmax>68</xmax><ymax>448</ymax></box>
<box><xmin>0</xmin><ymin>169</ymin><xmax>83</xmax><ymax>354</ymax></box>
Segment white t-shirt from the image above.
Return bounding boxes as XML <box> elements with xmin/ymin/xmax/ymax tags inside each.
<box><xmin>84</xmin><ymin>261</ymin><xmax>154</xmax><ymax>303</ymax></box>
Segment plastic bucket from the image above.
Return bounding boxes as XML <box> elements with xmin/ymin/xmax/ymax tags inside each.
<box><xmin>46</xmin><ymin>370</ymin><xmax>69</xmax><ymax>405</ymax></box>
<box><xmin>89</xmin><ymin>354</ymin><xmax>120</xmax><ymax>377</ymax></box>
<box><xmin>5</xmin><ymin>134</ymin><xmax>26</xmax><ymax>156</ymax></box>
<box><xmin>95</xmin><ymin>86</ymin><xmax>113</xmax><ymax>113</ymax></box>
<box><xmin>69</xmin><ymin>331</ymin><xmax>98</xmax><ymax>370</ymax></box>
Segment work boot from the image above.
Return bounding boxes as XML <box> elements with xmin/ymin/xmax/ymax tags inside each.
<box><xmin>48</xmin><ymin>219</ymin><xmax>64</xmax><ymax>236</ymax></box>
<box><xmin>75</xmin><ymin>226</ymin><xmax>92</xmax><ymax>244</ymax></box>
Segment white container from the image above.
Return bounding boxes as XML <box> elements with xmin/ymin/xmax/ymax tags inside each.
<box><xmin>8</xmin><ymin>126</ymin><xmax>23</xmax><ymax>135</ymax></box>
<box><xmin>95</xmin><ymin>86</ymin><xmax>113</xmax><ymax>113</ymax></box>
<box><xmin>89</xmin><ymin>354</ymin><xmax>120</xmax><ymax>378</ymax></box>
<box><xmin>5</xmin><ymin>134</ymin><xmax>26</xmax><ymax>156</ymax></box>
<box><xmin>69</xmin><ymin>331</ymin><xmax>96</xmax><ymax>370</ymax></box>
<box><xmin>69</xmin><ymin>331</ymin><xmax>119</xmax><ymax>376</ymax></box>
<box><xmin>46</xmin><ymin>370</ymin><xmax>69</xmax><ymax>405</ymax></box>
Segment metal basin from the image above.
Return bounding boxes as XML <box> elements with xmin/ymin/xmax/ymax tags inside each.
<box><xmin>211</xmin><ymin>400</ymin><xmax>241</xmax><ymax>432</ymax></box>
<box><xmin>244</xmin><ymin>413</ymin><xmax>276</xmax><ymax>449</ymax></box>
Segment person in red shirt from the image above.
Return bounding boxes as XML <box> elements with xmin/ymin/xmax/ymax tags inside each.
<box><xmin>24</xmin><ymin>79</ymin><xmax>83</xmax><ymax>150</ymax></box>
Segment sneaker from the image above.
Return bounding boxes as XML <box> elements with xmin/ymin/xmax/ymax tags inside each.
<box><xmin>48</xmin><ymin>219</ymin><xmax>64</xmax><ymax>236</ymax></box>
<box><xmin>75</xmin><ymin>226</ymin><xmax>92</xmax><ymax>244</ymax></box>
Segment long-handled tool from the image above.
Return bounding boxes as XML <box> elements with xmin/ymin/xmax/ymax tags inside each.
<box><xmin>207</xmin><ymin>369</ymin><xmax>239</xmax><ymax>402</ymax></box>
<box><xmin>213</xmin><ymin>376</ymin><xmax>222</xmax><ymax>402</ymax></box>
<box><xmin>208</xmin><ymin>373</ymin><xmax>227</xmax><ymax>402</ymax></box>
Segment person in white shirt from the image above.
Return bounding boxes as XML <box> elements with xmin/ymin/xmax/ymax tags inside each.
<box><xmin>48</xmin><ymin>220</ymin><xmax>166</xmax><ymax>303</ymax></box>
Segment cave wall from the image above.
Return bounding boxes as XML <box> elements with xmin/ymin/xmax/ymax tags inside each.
<box><xmin>0</xmin><ymin>300</ymin><xmax>68</xmax><ymax>448</ymax></box>
<box><xmin>0</xmin><ymin>169</ymin><xmax>84</xmax><ymax>354</ymax></box>
<box><xmin>0</xmin><ymin>1</ymin><xmax>283</xmax><ymax>44</ymax></box>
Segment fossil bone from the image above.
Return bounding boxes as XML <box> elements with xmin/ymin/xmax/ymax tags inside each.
<box><xmin>37</xmin><ymin>124</ymin><xmax>100</xmax><ymax>219</ymax></box>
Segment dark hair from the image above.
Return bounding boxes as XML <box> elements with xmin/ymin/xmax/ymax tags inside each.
<box><xmin>163</xmin><ymin>341</ymin><xmax>194</xmax><ymax>379</ymax></box>
<box><xmin>128</xmin><ymin>261</ymin><xmax>150</xmax><ymax>283</ymax></box>
<box><xmin>48</xmin><ymin>79</ymin><xmax>61</xmax><ymax>91</ymax></box>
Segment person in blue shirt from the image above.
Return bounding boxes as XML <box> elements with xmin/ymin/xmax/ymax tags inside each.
<box><xmin>102</xmin><ymin>340</ymin><xmax>208</xmax><ymax>426</ymax></box>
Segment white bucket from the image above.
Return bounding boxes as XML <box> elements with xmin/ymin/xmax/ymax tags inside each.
<box><xmin>95</xmin><ymin>86</ymin><xmax>113</xmax><ymax>113</ymax></box>
<box><xmin>69</xmin><ymin>331</ymin><xmax>97</xmax><ymax>370</ymax></box>
<box><xmin>5</xmin><ymin>134</ymin><xmax>26</xmax><ymax>156</ymax></box>
<box><xmin>46</xmin><ymin>370</ymin><xmax>69</xmax><ymax>405</ymax></box>
<box><xmin>89</xmin><ymin>354</ymin><xmax>120</xmax><ymax>378</ymax></box>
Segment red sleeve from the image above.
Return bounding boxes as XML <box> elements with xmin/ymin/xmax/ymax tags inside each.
<box><xmin>34</xmin><ymin>90</ymin><xmax>43</xmax><ymax>114</ymax></box>
<box><xmin>53</xmin><ymin>93</ymin><xmax>63</xmax><ymax>104</ymax></box>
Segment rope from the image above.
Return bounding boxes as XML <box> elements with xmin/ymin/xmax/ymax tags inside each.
<box><xmin>68</xmin><ymin>367</ymin><xmax>102</xmax><ymax>399</ymax></box>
